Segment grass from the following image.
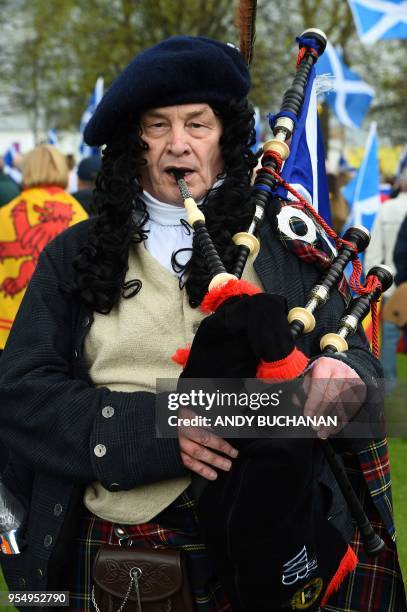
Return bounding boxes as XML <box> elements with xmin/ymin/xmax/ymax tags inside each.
<box><xmin>1</xmin><ymin>358</ymin><xmax>406</xmax><ymax>604</ymax></box>
<box><xmin>0</xmin><ymin>569</ymin><xmax>14</xmax><ymax>610</ymax></box>
<box><xmin>388</xmin><ymin>353</ymin><xmax>407</xmax><ymax>586</ymax></box>
<box><xmin>389</xmin><ymin>438</ymin><xmax>407</xmax><ymax>584</ymax></box>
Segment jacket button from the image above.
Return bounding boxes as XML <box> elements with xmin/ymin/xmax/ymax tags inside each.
<box><xmin>110</xmin><ymin>483</ymin><xmax>120</xmax><ymax>492</ymax></box>
<box><xmin>94</xmin><ymin>444</ymin><xmax>107</xmax><ymax>457</ymax></box>
<box><xmin>37</xmin><ymin>568</ymin><xmax>44</xmax><ymax>579</ymax></box>
<box><xmin>102</xmin><ymin>406</ymin><xmax>115</xmax><ymax>418</ymax></box>
<box><xmin>18</xmin><ymin>577</ymin><xmax>26</xmax><ymax>589</ymax></box>
<box><xmin>82</xmin><ymin>316</ymin><xmax>90</xmax><ymax>327</ymax></box>
<box><xmin>54</xmin><ymin>503</ymin><xmax>63</xmax><ymax>517</ymax></box>
<box><xmin>44</xmin><ymin>534</ymin><xmax>53</xmax><ymax>547</ymax></box>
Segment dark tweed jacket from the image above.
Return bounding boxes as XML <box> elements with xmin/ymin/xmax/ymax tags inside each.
<box><xmin>0</xmin><ymin>216</ymin><xmax>389</xmax><ymax>596</ymax></box>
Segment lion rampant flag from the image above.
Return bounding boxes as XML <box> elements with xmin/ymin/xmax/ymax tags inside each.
<box><xmin>0</xmin><ymin>186</ymin><xmax>88</xmax><ymax>349</ymax></box>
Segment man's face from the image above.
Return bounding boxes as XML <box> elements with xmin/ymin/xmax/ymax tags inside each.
<box><xmin>139</xmin><ymin>104</ymin><xmax>223</xmax><ymax>205</ymax></box>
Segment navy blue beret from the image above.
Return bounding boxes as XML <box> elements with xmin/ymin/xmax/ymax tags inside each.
<box><xmin>84</xmin><ymin>36</ymin><xmax>250</xmax><ymax>146</ymax></box>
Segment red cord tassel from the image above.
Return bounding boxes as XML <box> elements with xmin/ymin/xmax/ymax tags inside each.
<box><xmin>321</xmin><ymin>545</ymin><xmax>358</xmax><ymax>607</ymax></box>
<box><xmin>200</xmin><ymin>278</ymin><xmax>262</xmax><ymax>313</ymax></box>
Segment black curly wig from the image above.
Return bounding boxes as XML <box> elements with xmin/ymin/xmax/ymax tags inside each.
<box><xmin>68</xmin><ymin>99</ymin><xmax>257</xmax><ymax>313</ymax></box>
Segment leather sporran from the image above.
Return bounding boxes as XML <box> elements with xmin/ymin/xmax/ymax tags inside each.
<box><xmin>92</xmin><ymin>545</ymin><xmax>195</xmax><ymax>612</ymax></box>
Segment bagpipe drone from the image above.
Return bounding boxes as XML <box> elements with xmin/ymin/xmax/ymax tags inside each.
<box><xmin>170</xmin><ymin>16</ymin><xmax>392</xmax><ymax>612</ymax></box>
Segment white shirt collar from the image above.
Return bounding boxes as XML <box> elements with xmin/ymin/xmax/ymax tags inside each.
<box><xmin>139</xmin><ymin>190</ymin><xmax>188</xmax><ymax>226</ymax></box>
<box><xmin>137</xmin><ymin>178</ymin><xmax>224</xmax><ymax>225</ymax></box>
<box><xmin>133</xmin><ymin>180</ymin><xmax>223</xmax><ymax>277</ymax></box>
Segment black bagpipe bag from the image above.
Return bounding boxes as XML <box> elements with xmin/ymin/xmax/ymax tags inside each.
<box><xmin>176</xmin><ymin>287</ymin><xmax>357</xmax><ymax>611</ymax></box>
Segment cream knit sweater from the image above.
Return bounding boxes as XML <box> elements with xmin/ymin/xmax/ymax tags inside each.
<box><xmin>84</xmin><ymin>239</ymin><xmax>261</xmax><ymax>523</ymax></box>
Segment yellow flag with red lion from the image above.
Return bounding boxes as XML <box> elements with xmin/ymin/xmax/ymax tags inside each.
<box><xmin>0</xmin><ymin>186</ymin><xmax>88</xmax><ymax>349</ymax></box>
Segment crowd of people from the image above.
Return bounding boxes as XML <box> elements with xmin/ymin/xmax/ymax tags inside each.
<box><xmin>0</xmin><ymin>34</ymin><xmax>405</xmax><ymax>612</ymax></box>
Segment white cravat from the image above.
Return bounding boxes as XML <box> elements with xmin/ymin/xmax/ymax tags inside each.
<box><xmin>138</xmin><ymin>190</ymin><xmax>193</xmax><ymax>277</ymax></box>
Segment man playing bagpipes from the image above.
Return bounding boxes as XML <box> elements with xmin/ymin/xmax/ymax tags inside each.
<box><xmin>0</xmin><ymin>20</ymin><xmax>405</xmax><ymax>612</ymax></box>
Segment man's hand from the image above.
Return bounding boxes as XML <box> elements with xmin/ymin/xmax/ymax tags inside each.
<box><xmin>302</xmin><ymin>356</ymin><xmax>367</xmax><ymax>438</ymax></box>
<box><xmin>178</xmin><ymin>408</ymin><xmax>238</xmax><ymax>480</ymax></box>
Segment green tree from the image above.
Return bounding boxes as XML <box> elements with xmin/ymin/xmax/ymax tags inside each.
<box><xmin>0</xmin><ymin>0</ymin><xmax>405</xmax><ymax>144</ymax></box>
<box><xmin>0</xmin><ymin>0</ymin><xmax>239</xmax><ymax>135</ymax></box>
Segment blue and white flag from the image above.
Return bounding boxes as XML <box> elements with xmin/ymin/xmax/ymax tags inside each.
<box><xmin>315</xmin><ymin>41</ymin><xmax>374</xmax><ymax>129</ymax></box>
<box><xmin>79</xmin><ymin>77</ymin><xmax>104</xmax><ymax>159</ymax></box>
<box><xmin>3</xmin><ymin>143</ymin><xmax>20</xmax><ymax>169</ymax></box>
<box><xmin>47</xmin><ymin>129</ymin><xmax>58</xmax><ymax>145</ymax></box>
<box><xmin>274</xmin><ymin>63</ymin><xmax>332</xmax><ymax>225</ymax></box>
<box><xmin>343</xmin><ymin>122</ymin><xmax>380</xmax><ymax>232</ymax></box>
<box><xmin>3</xmin><ymin>142</ymin><xmax>22</xmax><ymax>184</ymax></box>
<box><xmin>348</xmin><ymin>0</ymin><xmax>407</xmax><ymax>44</ymax></box>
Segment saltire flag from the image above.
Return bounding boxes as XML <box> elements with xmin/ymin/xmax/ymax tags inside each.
<box><xmin>47</xmin><ymin>129</ymin><xmax>58</xmax><ymax>145</ymax></box>
<box><xmin>343</xmin><ymin>122</ymin><xmax>380</xmax><ymax>260</ymax></box>
<box><xmin>0</xmin><ymin>187</ymin><xmax>88</xmax><ymax>349</ymax></box>
<box><xmin>79</xmin><ymin>77</ymin><xmax>104</xmax><ymax>159</ymax></box>
<box><xmin>348</xmin><ymin>0</ymin><xmax>407</xmax><ymax>44</ymax></box>
<box><xmin>3</xmin><ymin>143</ymin><xmax>20</xmax><ymax>169</ymax></box>
<box><xmin>3</xmin><ymin>143</ymin><xmax>22</xmax><ymax>185</ymax></box>
<box><xmin>274</xmin><ymin>62</ymin><xmax>332</xmax><ymax>225</ymax></box>
<box><xmin>315</xmin><ymin>41</ymin><xmax>374</xmax><ymax>129</ymax></box>
<box><xmin>342</xmin><ymin>123</ymin><xmax>381</xmax><ymax>339</ymax></box>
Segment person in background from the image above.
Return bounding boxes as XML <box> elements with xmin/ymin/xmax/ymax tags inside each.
<box><xmin>0</xmin><ymin>156</ymin><xmax>20</xmax><ymax>207</ymax></box>
<box><xmin>364</xmin><ymin>167</ymin><xmax>407</xmax><ymax>391</ymax></box>
<box><xmin>66</xmin><ymin>153</ymin><xmax>78</xmax><ymax>193</ymax></box>
<box><xmin>394</xmin><ymin>212</ymin><xmax>407</xmax><ymax>286</ymax></box>
<box><xmin>72</xmin><ymin>155</ymin><xmax>101</xmax><ymax>215</ymax></box>
<box><xmin>327</xmin><ymin>172</ymin><xmax>350</xmax><ymax>234</ymax></box>
<box><xmin>0</xmin><ymin>144</ymin><xmax>88</xmax><ymax>352</ymax></box>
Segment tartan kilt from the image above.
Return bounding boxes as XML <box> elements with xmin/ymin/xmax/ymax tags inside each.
<box><xmin>69</xmin><ymin>489</ymin><xmax>231</xmax><ymax>612</ymax></box>
<box><xmin>321</xmin><ymin>453</ymin><xmax>406</xmax><ymax>612</ymax></box>
<box><xmin>68</xmin><ymin>464</ymin><xmax>406</xmax><ymax>612</ymax></box>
